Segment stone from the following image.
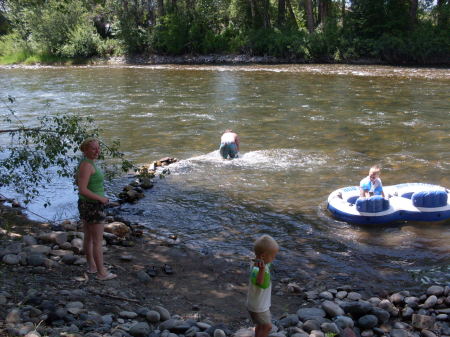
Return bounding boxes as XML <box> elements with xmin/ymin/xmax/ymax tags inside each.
<box><xmin>309</xmin><ymin>330</ymin><xmax>324</xmax><ymax>337</ymax></box>
<box><xmin>426</xmin><ymin>285</ymin><xmax>444</xmax><ymax>297</ymax></box>
<box><xmin>50</xmin><ymin>249</ymin><xmax>74</xmax><ymax>257</ymax></box>
<box><xmin>390</xmin><ymin>293</ymin><xmax>405</xmax><ymax>305</ymax></box>
<box><xmin>319</xmin><ymin>291</ymin><xmax>334</xmax><ymax>300</ymax></box>
<box><xmin>341</xmin><ymin>301</ymin><xmax>373</xmax><ymax>318</ymax></box>
<box><xmin>71</xmin><ymin>238</ymin><xmax>83</xmax><ymax>254</ymax></box>
<box><xmin>320</xmin><ymin>322</ymin><xmax>340</xmax><ymax>334</ymax></box>
<box><xmin>120</xmin><ymin>311</ymin><xmax>138</xmax><ymax>319</ymax></box>
<box><xmin>402</xmin><ymin>306</ymin><xmax>414</xmax><ymax>319</ymax></box>
<box><xmin>23</xmin><ymin>235</ymin><xmax>38</xmax><ymax>246</ymax></box>
<box><xmin>3</xmin><ymin>254</ymin><xmax>20</xmax><ymax>265</ymax></box>
<box><xmin>297</xmin><ymin>308</ymin><xmax>326</xmax><ymax>321</ymax></box>
<box><xmin>436</xmin><ymin>314</ymin><xmax>448</xmax><ymax>320</ymax></box>
<box><xmin>66</xmin><ymin>302</ymin><xmax>84</xmax><ymax>315</ymax></box>
<box><xmin>25</xmin><ymin>245</ymin><xmax>51</xmax><ymax>255</ymax></box>
<box><xmin>422</xmin><ymin>296</ymin><xmax>437</xmax><ymax>309</ymax></box>
<box><xmin>305</xmin><ymin>290</ymin><xmax>319</xmax><ymax>300</ymax></box>
<box><xmin>213</xmin><ymin>328</ymin><xmax>226</xmax><ymax>337</ymax></box>
<box><xmin>25</xmin><ymin>332</ymin><xmax>41</xmax><ymax>337</ymax></box>
<box><xmin>159</xmin><ymin>318</ymin><xmax>178</xmax><ymax>331</ymax></box>
<box><xmin>405</xmin><ymin>297</ymin><xmax>420</xmax><ymax>309</ymax></box>
<box><xmin>38</xmin><ymin>232</ymin><xmax>68</xmax><ymax>246</ymax></box>
<box><xmin>302</xmin><ymin>320</ymin><xmax>320</xmax><ymax>333</ymax></box>
<box><xmin>421</xmin><ymin>330</ymin><xmax>437</xmax><ymax>337</ymax></box>
<box><xmin>197</xmin><ymin>322</ymin><xmax>212</xmax><ymax>330</ymax></box>
<box><xmin>334</xmin><ymin>316</ymin><xmax>354</xmax><ymax>329</ymax></box>
<box><xmin>369</xmin><ymin>307</ymin><xmax>390</xmax><ymax>323</ymax></box>
<box><xmin>26</xmin><ymin>253</ymin><xmax>47</xmax><ymax>266</ymax></box>
<box><xmin>358</xmin><ymin>315</ymin><xmax>378</xmax><ymax>330</ymax></box>
<box><xmin>120</xmin><ymin>254</ymin><xmax>134</xmax><ymax>261</ymax></box>
<box><xmin>154</xmin><ymin>306</ymin><xmax>171</xmax><ymax>321</ymax></box>
<box><xmin>136</xmin><ymin>270</ymin><xmax>151</xmax><ymax>282</ymax></box>
<box><xmin>129</xmin><ymin>322</ymin><xmax>151</xmax><ymax>337</ymax></box>
<box><xmin>411</xmin><ymin>314</ymin><xmax>435</xmax><ymax>330</ymax></box>
<box><xmin>61</xmin><ymin>254</ymin><xmax>77</xmax><ymax>265</ymax></box>
<box><xmin>104</xmin><ymin>222</ymin><xmax>131</xmax><ymax>238</ymax></box>
<box><xmin>6</xmin><ymin>308</ymin><xmax>21</xmax><ymax>323</ymax></box>
<box><xmin>60</xmin><ymin>242</ymin><xmax>72</xmax><ymax>250</ymax></box>
<box><xmin>361</xmin><ymin>330</ymin><xmax>374</xmax><ymax>337</ymax></box>
<box><xmin>347</xmin><ymin>292</ymin><xmax>362</xmax><ymax>301</ymax></box>
<box><xmin>146</xmin><ymin>310</ymin><xmax>161</xmax><ymax>323</ymax></box>
<box><xmin>390</xmin><ymin>329</ymin><xmax>409</xmax><ymax>337</ymax></box>
<box><xmin>321</xmin><ymin>300</ymin><xmax>344</xmax><ymax>317</ymax></box>
<box><xmin>186</xmin><ymin>326</ymin><xmax>201</xmax><ymax>337</ymax></box>
<box><xmin>336</xmin><ymin>291</ymin><xmax>348</xmax><ymax>299</ymax></box>
<box><xmin>279</xmin><ymin>314</ymin><xmax>299</xmax><ymax>328</ymax></box>
<box><xmin>378</xmin><ymin>299</ymin><xmax>399</xmax><ymax>316</ymax></box>
<box><xmin>1</xmin><ymin>242</ymin><xmax>24</xmax><ymax>256</ymax></box>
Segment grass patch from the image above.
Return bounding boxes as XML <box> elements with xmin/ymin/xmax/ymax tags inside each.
<box><xmin>0</xmin><ymin>51</ymin><xmax>80</xmax><ymax>65</ymax></box>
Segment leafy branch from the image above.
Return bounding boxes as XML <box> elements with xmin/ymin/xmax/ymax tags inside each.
<box><xmin>0</xmin><ymin>96</ymin><xmax>134</xmax><ymax>205</ymax></box>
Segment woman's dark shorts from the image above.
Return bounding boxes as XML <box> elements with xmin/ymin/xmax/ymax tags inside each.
<box><xmin>78</xmin><ymin>199</ymin><xmax>106</xmax><ymax>224</ymax></box>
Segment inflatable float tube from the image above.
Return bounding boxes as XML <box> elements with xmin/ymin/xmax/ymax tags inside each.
<box><xmin>327</xmin><ymin>183</ymin><xmax>450</xmax><ymax>225</ymax></box>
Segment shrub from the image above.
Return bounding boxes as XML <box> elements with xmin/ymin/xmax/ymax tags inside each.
<box><xmin>59</xmin><ymin>23</ymin><xmax>101</xmax><ymax>58</ymax></box>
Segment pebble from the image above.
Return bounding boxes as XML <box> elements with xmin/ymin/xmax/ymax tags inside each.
<box><xmin>3</xmin><ymin>254</ymin><xmax>21</xmax><ymax>265</ymax></box>
<box><xmin>120</xmin><ymin>311</ymin><xmax>138</xmax><ymax>319</ymax></box>
<box><xmin>321</xmin><ymin>300</ymin><xmax>345</xmax><ymax>317</ymax></box>
<box><xmin>154</xmin><ymin>306</ymin><xmax>171</xmax><ymax>321</ymax></box>
<box><xmin>146</xmin><ymin>310</ymin><xmax>161</xmax><ymax>323</ymax></box>
<box><xmin>347</xmin><ymin>292</ymin><xmax>362</xmax><ymax>301</ymax></box>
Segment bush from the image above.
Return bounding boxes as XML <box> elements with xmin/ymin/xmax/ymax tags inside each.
<box><xmin>150</xmin><ymin>14</ymin><xmax>190</xmax><ymax>55</ymax></box>
<box><xmin>245</xmin><ymin>28</ymin><xmax>309</xmax><ymax>59</ymax></box>
<box><xmin>0</xmin><ymin>33</ymin><xmax>33</xmax><ymax>64</ymax></box>
<box><xmin>59</xmin><ymin>23</ymin><xmax>101</xmax><ymax>58</ymax></box>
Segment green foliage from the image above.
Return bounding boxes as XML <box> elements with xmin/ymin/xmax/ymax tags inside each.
<box><xmin>0</xmin><ymin>97</ymin><xmax>134</xmax><ymax>204</ymax></box>
<box><xmin>60</xmin><ymin>22</ymin><xmax>101</xmax><ymax>58</ymax></box>
<box><xmin>245</xmin><ymin>28</ymin><xmax>309</xmax><ymax>59</ymax></box>
<box><xmin>150</xmin><ymin>14</ymin><xmax>190</xmax><ymax>55</ymax></box>
<box><xmin>1</xmin><ymin>0</ymin><xmax>448</xmax><ymax>65</ymax></box>
<box><xmin>307</xmin><ymin>21</ymin><xmax>341</xmax><ymax>61</ymax></box>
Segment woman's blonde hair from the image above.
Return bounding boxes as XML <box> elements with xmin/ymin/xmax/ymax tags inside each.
<box><xmin>254</xmin><ymin>235</ymin><xmax>279</xmax><ymax>256</ymax></box>
<box><xmin>80</xmin><ymin>137</ymin><xmax>99</xmax><ymax>152</ymax></box>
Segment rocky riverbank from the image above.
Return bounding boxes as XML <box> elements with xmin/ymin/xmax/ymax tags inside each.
<box><xmin>1</xmin><ymin>201</ymin><xmax>449</xmax><ymax>337</ymax></box>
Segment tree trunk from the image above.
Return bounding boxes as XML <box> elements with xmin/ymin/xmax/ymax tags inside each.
<box><xmin>157</xmin><ymin>0</ymin><xmax>165</xmax><ymax>17</ymax></box>
<box><xmin>147</xmin><ymin>0</ymin><xmax>155</xmax><ymax>26</ymax></box>
<box><xmin>318</xmin><ymin>0</ymin><xmax>330</xmax><ymax>25</ymax></box>
<box><xmin>409</xmin><ymin>0</ymin><xmax>418</xmax><ymax>27</ymax></box>
<box><xmin>304</xmin><ymin>0</ymin><xmax>314</xmax><ymax>32</ymax></box>
<box><xmin>341</xmin><ymin>0</ymin><xmax>345</xmax><ymax>27</ymax></box>
<box><xmin>171</xmin><ymin>0</ymin><xmax>177</xmax><ymax>12</ymax></box>
<box><xmin>278</xmin><ymin>0</ymin><xmax>286</xmax><ymax>28</ymax></box>
<box><xmin>262</xmin><ymin>0</ymin><xmax>271</xmax><ymax>28</ymax></box>
<box><xmin>286</xmin><ymin>0</ymin><xmax>298</xmax><ymax>29</ymax></box>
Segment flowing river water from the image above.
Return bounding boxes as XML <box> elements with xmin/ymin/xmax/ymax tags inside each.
<box><xmin>1</xmin><ymin>64</ymin><xmax>449</xmax><ymax>292</ymax></box>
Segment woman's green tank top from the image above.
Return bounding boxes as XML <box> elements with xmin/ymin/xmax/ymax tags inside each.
<box><xmin>78</xmin><ymin>158</ymin><xmax>105</xmax><ymax>202</ymax></box>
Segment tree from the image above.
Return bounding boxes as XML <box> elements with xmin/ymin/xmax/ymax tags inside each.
<box><xmin>0</xmin><ymin>96</ymin><xmax>134</xmax><ymax>205</ymax></box>
<box><xmin>303</xmin><ymin>0</ymin><xmax>314</xmax><ymax>33</ymax></box>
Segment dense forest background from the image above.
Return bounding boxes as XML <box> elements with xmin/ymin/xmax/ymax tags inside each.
<box><xmin>0</xmin><ymin>0</ymin><xmax>449</xmax><ymax>65</ymax></box>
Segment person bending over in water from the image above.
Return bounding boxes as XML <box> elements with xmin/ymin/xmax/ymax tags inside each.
<box><xmin>219</xmin><ymin>129</ymin><xmax>240</xmax><ymax>159</ymax></box>
<box><xmin>360</xmin><ymin>165</ymin><xmax>385</xmax><ymax>198</ymax></box>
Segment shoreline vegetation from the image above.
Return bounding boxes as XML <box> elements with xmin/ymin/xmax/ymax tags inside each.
<box><xmin>0</xmin><ymin>54</ymin><xmax>449</xmax><ymax>68</ymax></box>
<box><xmin>1</xmin><ymin>1</ymin><xmax>449</xmax><ymax>67</ymax></box>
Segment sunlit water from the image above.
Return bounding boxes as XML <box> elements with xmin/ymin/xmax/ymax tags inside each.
<box><xmin>1</xmin><ymin>64</ymin><xmax>449</xmax><ymax>291</ymax></box>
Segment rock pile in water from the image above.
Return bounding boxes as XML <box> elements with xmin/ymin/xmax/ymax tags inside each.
<box><xmin>117</xmin><ymin>157</ymin><xmax>178</xmax><ymax>204</ymax></box>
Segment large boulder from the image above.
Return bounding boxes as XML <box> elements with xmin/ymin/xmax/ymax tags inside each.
<box><xmin>38</xmin><ymin>232</ymin><xmax>68</xmax><ymax>246</ymax></box>
<box><xmin>104</xmin><ymin>222</ymin><xmax>130</xmax><ymax>238</ymax></box>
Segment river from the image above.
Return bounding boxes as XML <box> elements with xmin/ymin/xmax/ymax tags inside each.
<box><xmin>1</xmin><ymin>64</ymin><xmax>449</xmax><ymax>291</ymax></box>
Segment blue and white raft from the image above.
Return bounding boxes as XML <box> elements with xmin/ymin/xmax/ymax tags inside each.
<box><xmin>327</xmin><ymin>183</ymin><xmax>450</xmax><ymax>225</ymax></box>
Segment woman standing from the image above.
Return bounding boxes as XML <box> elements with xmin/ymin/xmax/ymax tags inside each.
<box><xmin>77</xmin><ymin>138</ymin><xmax>117</xmax><ymax>281</ymax></box>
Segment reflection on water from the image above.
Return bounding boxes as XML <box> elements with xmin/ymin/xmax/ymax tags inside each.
<box><xmin>1</xmin><ymin>64</ymin><xmax>449</xmax><ymax>290</ymax></box>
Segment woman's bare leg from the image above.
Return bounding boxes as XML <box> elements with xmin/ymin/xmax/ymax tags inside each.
<box><xmin>83</xmin><ymin>222</ymin><xmax>97</xmax><ymax>272</ymax></box>
<box><xmin>91</xmin><ymin>222</ymin><xmax>108</xmax><ymax>277</ymax></box>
